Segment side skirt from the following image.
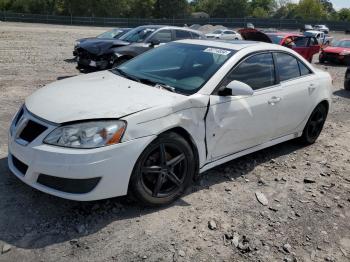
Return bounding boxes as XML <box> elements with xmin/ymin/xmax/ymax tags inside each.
<box><xmin>199</xmin><ymin>132</ymin><xmax>300</xmax><ymax>173</ymax></box>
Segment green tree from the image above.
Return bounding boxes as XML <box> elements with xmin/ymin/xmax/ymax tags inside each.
<box><xmin>338</xmin><ymin>8</ymin><xmax>350</xmax><ymax>21</ymax></box>
<box><xmin>192</xmin><ymin>0</ymin><xmax>248</xmax><ymax>18</ymax></box>
<box><xmin>296</xmin><ymin>0</ymin><xmax>326</xmax><ymax>20</ymax></box>
<box><xmin>273</xmin><ymin>3</ymin><xmax>298</xmax><ymax>18</ymax></box>
<box><xmin>252</xmin><ymin>6</ymin><xmax>269</xmax><ymax>18</ymax></box>
<box><xmin>250</xmin><ymin>0</ymin><xmax>277</xmax><ymax>13</ymax></box>
<box><xmin>154</xmin><ymin>0</ymin><xmax>189</xmax><ymax>18</ymax></box>
<box><xmin>128</xmin><ymin>0</ymin><xmax>155</xmax><ymax>18</ymax></box>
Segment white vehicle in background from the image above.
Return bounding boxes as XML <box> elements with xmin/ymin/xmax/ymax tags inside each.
<box><xmin>205</xmin><ymin>29</ymin><xmax>242</xmax><ymax>40</ymax></box>
<box><xmin>313</xmin><ymin>25</ymin><xmax>329</xmax><ymax>34</ymax></box>
<box><xmin>304</xmin><ymin>30</ymin><xmax>333</xmax><ymax>46</ymax></box>
<box><xmin>8</xmin><ymin>40</ymin><xmax>332</xmax><ymax>206</ymax></box>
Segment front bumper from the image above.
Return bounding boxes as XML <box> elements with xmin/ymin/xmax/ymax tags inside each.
<box><xmin>76</xmin><ymin>56</ymin><xmax>110</xmax><ymax>70</ymax></box>
<box><xmin>320</xmin><ymin>52</ymin><xmax>345</xmax><ymax>64</ymax></box>
<box><xmin>8</xmin><ymin>109</ymin><xmax>155</xmax><ymax>201</ymax></box>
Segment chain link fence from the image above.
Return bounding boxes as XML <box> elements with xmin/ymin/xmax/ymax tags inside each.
<box><xmin>1</xmin><ymin>11</ymin><xmax>350</xmax><ymax>31</ymax></box>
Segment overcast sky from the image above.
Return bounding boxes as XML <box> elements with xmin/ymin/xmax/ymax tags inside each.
<box><xmin>291</xmin><ymin>0</ymin><xmax>349</xmax><ymax>10</ymax></box>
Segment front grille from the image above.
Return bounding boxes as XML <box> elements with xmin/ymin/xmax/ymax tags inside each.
<box><xmin>12</xmin><ymin>155</ymin><xmax>28</xmax><ymax>175</ymax></box>
<box><xmin>19</xmin><ymin>120</ymin><xmax>47</xmax><ymax>143</ymax></box>
<box><xmin>37</xmin><ymin>174</ymin><xmax>101</xmax><ymax>194</ymax></box>
<box><xmin>77</xmin><ymin>48</ymin><xmax>98</xmax><ymax>60</ymax></box>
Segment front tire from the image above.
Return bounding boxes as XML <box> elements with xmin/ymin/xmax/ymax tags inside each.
<box><xmin>129</xmin><ymin>132</ymin><xmax>195</xmax><ymax>206</ymax></box>
<box><xmin>319</xmin><ymin>54</ymin><xmax>325</xmax><ymax>64</ymax></box>
<box><xmin>300</xmin><ymin>103</ymin><xmax>328</xmax><ymax>144</ymax></box>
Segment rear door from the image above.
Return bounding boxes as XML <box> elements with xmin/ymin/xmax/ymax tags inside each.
<box><xmin>272</xmin><ymin>52</ymin><xmax>316</xmax><ymax>137</ymax></box>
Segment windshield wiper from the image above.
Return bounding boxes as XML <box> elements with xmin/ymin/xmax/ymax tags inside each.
<box><xmin>112</xmin><ymin>69</ymin><xmax>176</xmax><ymax>93</ymax></box>
<box><xmin>137</xmin><ymin>78</ymin><xmax>176</xmax><ymax>93</ymax></box>
<box><xmin>113</xmin><ymin>68</ymin><xmax>141</xmax><ymax>83</ymax></box>
<box><xmin>154</xmin><ymin>83</ymin><xmax>176</xmax><ymax>92</ymax></box>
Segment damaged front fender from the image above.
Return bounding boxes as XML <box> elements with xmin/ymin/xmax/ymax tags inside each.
<box><xmin>122</xmin><ymin>94</ymin><xmax>210</xmax><ymax>167</ymax></box>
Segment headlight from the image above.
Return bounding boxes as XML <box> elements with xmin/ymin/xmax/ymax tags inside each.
<box><xmin>340</xmin><ymin>51</ymin><xmax>350</xmax><ymax>56</ymax></box>
<box><xmin>74</xmin><ymin>41</ymin><xmax>80</xmax><ymax>47</ymax></box>
<box><xmin>44</xmin><ymin>120</ymin><xmax>126</xmax><ymax>149</ymax></box>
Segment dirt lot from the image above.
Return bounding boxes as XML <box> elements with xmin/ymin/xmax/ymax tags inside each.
<box><xmin>0</xmin><ymin>22</ymin><xmax>349</xmax><ymax>262</ymax></box>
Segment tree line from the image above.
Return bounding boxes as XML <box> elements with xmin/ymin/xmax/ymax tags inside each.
<box><xmin>0</xmin><ymin>0</ymin><xmax>350</xmax><ymax>21</ymax></box>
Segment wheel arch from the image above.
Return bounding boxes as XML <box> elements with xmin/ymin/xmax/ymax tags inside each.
<box><xmin>318</xmin><ymin>99</ymin><xmax>329</xmax><ymax>113</ymax></box>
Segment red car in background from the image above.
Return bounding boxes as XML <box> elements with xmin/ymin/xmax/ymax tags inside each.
<box><xmin>266</xmin><ymin>32</ymin><xmax>320</xmax><ymax>62</ymax></box>
<box><xmin>238</xmin><ymin>29</ymin><xmax>320</xmax><ymax>62</ymax></box>
<box><xmin>319</xmin><ymin>39</ymin><xmax>350</xmax><ymax>64</ymax></box>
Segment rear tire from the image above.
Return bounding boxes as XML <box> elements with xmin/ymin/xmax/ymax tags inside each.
<box><xmin>319</xmin><ymin>55</ymin><xmax>325</xmax><ymax>64</ymax></box>
<box><xmin>129</xmin><ymin>132</ymin><xmax>195</xmax><ymax>206</ymax></box>
<box><xmin>300</xmin><ymin>103</ymin><xmax>328</xmax><ymax>145</ymax></box>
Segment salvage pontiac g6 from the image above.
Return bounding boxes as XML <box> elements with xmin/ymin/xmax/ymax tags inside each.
<box><xmin>8</xmin><ymin>40</ymin><xmax>332</xmax><ymax>206</ymax></box>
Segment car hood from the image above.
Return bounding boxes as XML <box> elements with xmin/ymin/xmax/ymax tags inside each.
<box><xmin>238</xmin><ymin>28</ymin><xmax>272</xmax><ymax>43</ymax></box>
<box><xmin>25</xmin><ymin>71</ymin><xmax>185</xmax><ymax>124</ymax></box>
<box><xmin>79</xmin><ymin>39</ymin><xmax>130</xmax><ymax>55</ymax></box>
<box><xmin>323</xmin><ymin>46</ymin><xmax>350</xmax><ymax>54</ymax></box>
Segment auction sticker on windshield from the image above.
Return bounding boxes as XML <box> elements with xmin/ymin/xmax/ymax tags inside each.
<box><xmin>204</xmin><ymin>48</ymin><xmax>231</xmax><ymax>56</ymax></box>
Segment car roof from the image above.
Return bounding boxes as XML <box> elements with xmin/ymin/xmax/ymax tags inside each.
<box><xmin>267</xmin><ymin>32</ymin><xmax>301</xmax><ymax>36</ymax></box>
<box><xmin>135</xmin><ymin>25</ymin><xmax>203</xmax><ymax>34</ymax></box>
<box><xmin>112</xmin><ymin>28</ymin><xmax>132</xmax><ymax>31</ymax></box>
<box><xmin>176</xmin><ymin>39</ymin><xmax>269</xmax><ymax>50</ymax></box>
<box><xmin>305</xmin><ymin>30</ymin><xmax>323</xmax><ymax>34</ymax></box>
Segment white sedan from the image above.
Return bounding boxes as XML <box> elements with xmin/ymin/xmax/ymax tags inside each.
<box><xmin>8</xmin><ymin>40</ymin><xmax>332</xmax><ymax>206</ymax></box>
<box><xmin>205</xmin><ymin>29</ymin><xmax>242</xmax><ymax>40</ymax></box>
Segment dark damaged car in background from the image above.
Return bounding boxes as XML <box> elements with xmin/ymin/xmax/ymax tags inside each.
<box><xmin>73</xmin><ymin>28</ymin><xmax>131</xmax><ymax>57</ymax></box>
<box><xmin>75</xmin><ymin>25</ymin><xmax>204</xmax><ymax>71</ymax></box>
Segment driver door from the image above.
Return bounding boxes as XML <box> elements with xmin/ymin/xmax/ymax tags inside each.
<box><xmin>206</xmin><ymin>52</ymin><xmax>282</xmax><ymax>160</ymax></box>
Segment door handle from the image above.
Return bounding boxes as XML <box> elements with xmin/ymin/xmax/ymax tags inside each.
<box><xmin>268</xmin><ymin>96</ymin><xmax>282</xmax><ymax>105</ymax></box>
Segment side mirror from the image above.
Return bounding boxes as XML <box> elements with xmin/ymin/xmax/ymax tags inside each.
<box><xmin>149</xmin><ymin>39</ymin><xmax>160</xmax><ymax>47</ymax></box>
<box><xmin>219</xmin><ymin>80</ymin><xmax>254</xmax><ymax>96</ymax></box>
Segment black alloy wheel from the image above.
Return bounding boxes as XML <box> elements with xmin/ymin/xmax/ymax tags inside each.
<box><xmin>300</xmin><ymin>104</ymin><xmax>328</xmax><ymax>144</ymax></box>
<box><xmin>129</xmin><ymin>132</ymin><xmax>195</xmax><ymax>206</ymax></box>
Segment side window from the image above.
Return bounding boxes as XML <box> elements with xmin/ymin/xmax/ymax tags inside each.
<box><xmin>226</xmin><ymin>53</ymin><xmax>275</xmax><ymax>90</ymax></box>
<box><xmin>191</xmin><ymin>32</ymin><xmax>202</xmax><ymax>39</ymax></box>
<box><xmin>151</xmin><ymin>30</ymin><xmax>172</xmax><ymax>43</ymax></box>
<box><xmin>224</xmin><ymin>31</ymin><xmax>234</xmax><ymax>34</ymax></box>
<box><xmin>311</xmin><ymin>37</ymin><xmax>318</xmax><ymax>45</ymax></box>
<box><xmin>275</xmin><ymin>53</ymin><xmax>300</xmax><ymax>81</ymax></box>
<box><xmin>298</xmin><ymin>61</ymin><xmax>312</xmax><ymax>76</ymax></box>
<box><xmin>175</xmin><ymin>30</ymin><xmax>192</xmax><ymax>40</ymax></box>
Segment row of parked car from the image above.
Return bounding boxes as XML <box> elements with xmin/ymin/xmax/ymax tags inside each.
<box><xmin>74</xmin><ymin>24</ymin><xmax>350</xmax><ymax>73</ymax></box>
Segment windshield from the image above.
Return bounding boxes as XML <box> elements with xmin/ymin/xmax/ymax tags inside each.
<box><xmin>332</xmin><ymin>40</ymin><xmax>350</xmax><ymax>48</ymax></box>
<box><xmin>267</xmin><ymin>34</ymin><xmax>284</xmax><ymax>44</ymax></box>
<box><xmin>111</xmin><ymin>42</ymin><xmax>235</xmax><ymax>95</ymax></box>
<box><xmin>119</xmin><ymin>27</ymin><xmax>156</xmax><ymax>43</ymax></box>
<box><xmin>97</xmin><ymin>29</ymin><xmax>125</xmax><ymax>39</ymax></box>
<box><xmin>212</xmin><ymin>30</ymin><xmax>223</xmax><ymax>34</ymax></box>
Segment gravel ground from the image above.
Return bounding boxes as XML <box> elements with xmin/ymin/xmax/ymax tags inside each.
<box><xmin>0</xmin><ymin>22</ymin><xmax>349</xmax><ymax>262</ymax></box>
